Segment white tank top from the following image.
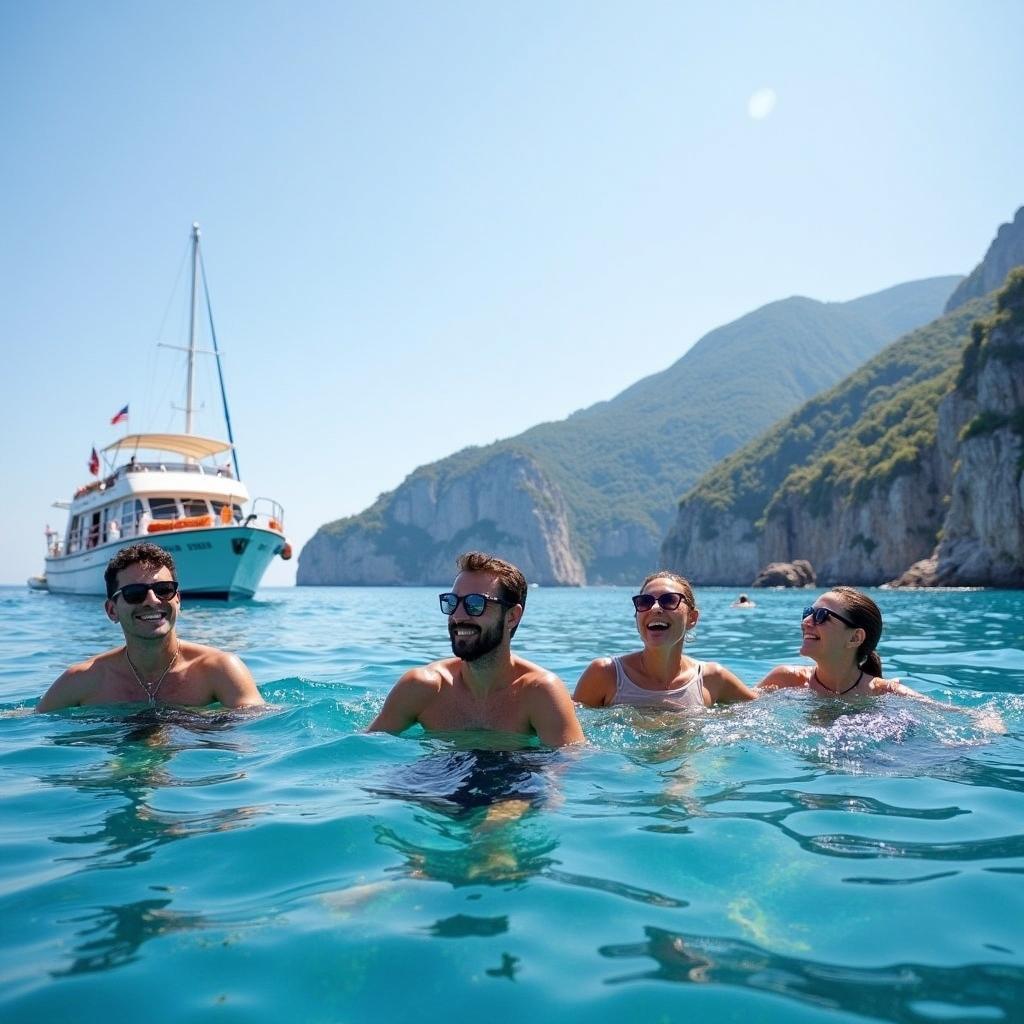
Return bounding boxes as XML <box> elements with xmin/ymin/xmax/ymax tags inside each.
<box><xmin>612</xmin><ymin>656</ymin><xmax>706</xmax><ymax>709</ymax></box>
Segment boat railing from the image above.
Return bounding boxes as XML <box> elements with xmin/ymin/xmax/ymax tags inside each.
<box><xmin>60</xmin><ymin>498</ymin><xmax>285</xmax><ymax>556</ymax></box>
<box><xmin>248</xmin><ymin>498</ymin><xmax>286</xmax><ymax>533</ymax></box>
<box><xmin>70</xmin><ymin>462</ymin><xmax>235</xmax><ymax>501</ymax></box>
<box><xmin>116</xmin><ymin>460</ymin><xmax>234</xmax><ymax>479</ymax></box>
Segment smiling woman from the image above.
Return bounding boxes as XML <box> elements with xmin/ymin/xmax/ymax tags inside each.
<box><xmin>757</xmin><ymin>586</ymin><xmax>922</xmax><ymax>699</ymax></box>
<box><xmin>573</xmin><ymin>570</ymin><xmax>756</xmax><ymax>709</ymax></box>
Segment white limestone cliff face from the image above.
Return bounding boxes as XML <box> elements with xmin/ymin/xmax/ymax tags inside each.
<box><xmin>660</xmin><ymin>504</ymin><xmax>760</xmax><ymax>584</ymax></box>
<box><xmin>759</xmin><ymin>464</ymin><xmax>946</xmax><ymax>585</ymax></box>
<box><xmin>298</xmin><ymin>528</ymin><xmax>408</xmax><ymax>585</ymax></box>
<box><xmin>297</xmin><ymin>451</ymin><xmax>586</xmax><ymax>585</ymax></box>
<box><xmin>586</xmin><ymin>522</ymin><xmax>665</xmax><ymax>583</ymax></box>
<box><xmin>929</xmin><ymin>289</ymin><xmax>1024</xmax><ymax>585</ymax></box>
<box><xmin>663</xmin><ymin>465</ymin><xmax>945</xmax><ymax>586</ymax></box>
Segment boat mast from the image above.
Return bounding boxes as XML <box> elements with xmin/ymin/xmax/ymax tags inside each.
<box><xmin>185</xmin><ymin>223</ymin><xmax>201</xmax><ymax>437</ymax></box>
<box><xmin>199</xmin><ymin>245</ymin><xmax>242</xmax><ymax>481</ymax></box>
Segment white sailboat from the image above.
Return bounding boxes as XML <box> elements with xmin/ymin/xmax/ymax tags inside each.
<box><xmin>41</xmin><ymin>225</ymin><xmax>290</xmax><ymax>599</ymax></box>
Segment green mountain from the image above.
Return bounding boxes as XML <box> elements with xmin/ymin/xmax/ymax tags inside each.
<box><xmin>660</xmin><ymin>295</ymin><xmax>992</xmax><ymax>583</ymax></box>
<box><xmin>662</xmin><ymin>206</ymin><xmax>1024</xmax><ymax>586</ymax></box>
<box><xmin>299</xmin><ymin>276</ymin><xmax>960</xmax><ymax>586</ymax></box>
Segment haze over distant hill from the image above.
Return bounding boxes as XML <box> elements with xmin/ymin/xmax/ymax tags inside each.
<box><xmin>662</xmin><ymin>205</ymin><xmax>1024</xmax><ymax>587</ymax></box>
<box><xmin>299</xmin><ymin>275</ymin><xmax>960</xmax><ymax>586</ymax></box>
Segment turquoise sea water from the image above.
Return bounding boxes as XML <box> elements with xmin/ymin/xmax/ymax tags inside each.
<box><xmin>1</xmin><ymin>584</ymin><xmax>1023</xmax><ymax>1023</ymax></box>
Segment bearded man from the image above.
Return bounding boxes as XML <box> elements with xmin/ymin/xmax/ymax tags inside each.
<box><xmin>368</xmin><ymin>552</ymin><xmax>583</xmax><ymax>747</ymax></box>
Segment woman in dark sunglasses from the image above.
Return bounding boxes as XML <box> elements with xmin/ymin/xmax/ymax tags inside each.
<box><xmin>758</xmin><ymin>586</ymin><xmax>919</xmax><ymax>698</ymax></box>
<box><xmin>759</xmin><ymin>589</ymin><xmax>1010</xmax><ymax>736</ymax></box>
<box><xmin>573</xmin><ymin>570</ymin><xmax>755</xmax><ymax>709</ymax></box>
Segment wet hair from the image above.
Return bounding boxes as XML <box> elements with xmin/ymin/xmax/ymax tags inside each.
<box><xmin>639</xmin><ymin>570</ymin><xmax>698</xmax><ymax>613</ymax></box>
<box><xmin>456</xmin><ymin>552</ymin><xmax>528</xmax><ymax>636</ymax></box>
<box><xmin>828</xmin><ymin>586</ymin><xmax>884</xmax><ymax>677</ymax></box>
<box><xmin>104</xmin><ymin>543</ymin><xmax>177</xmax><ymax>599</ymax></box>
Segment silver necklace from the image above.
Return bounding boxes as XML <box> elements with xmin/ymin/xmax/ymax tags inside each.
<box><xmin>124</xmin><ymin>646</ymin><xmax>179</xmax><ymax>705</ymax></box>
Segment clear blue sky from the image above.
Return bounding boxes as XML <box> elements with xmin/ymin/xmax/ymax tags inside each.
<box><xmin>2</xmin><ymin>1</ymin><xmax>1022</xmax><ymax>586</ymax></box>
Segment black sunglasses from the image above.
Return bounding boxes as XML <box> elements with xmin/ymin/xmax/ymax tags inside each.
<box><xmin>803</xmin><ymin>605</ymin><xmax>857</xmax><ymax>629</ymax></box>
<box><xmin>439</xmin><ymin>592</ymin><xmax>512</xmax><ymax>616</ymax></box>
<box><xmin>632</xmin><ymin>592</ymin><xmax>688</xmax><ymax>612</ymax></box>
<box><xmin>111</xmin><ymin>581</ymin><xmax>180</xmax><ymax>604</ymax></box>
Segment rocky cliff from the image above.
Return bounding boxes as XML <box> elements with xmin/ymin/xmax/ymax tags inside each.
<box><xmin>899</xmin><ymin>268</ymin><xmax>1024</xmax><ymax>585</ymax></box>
<box><xmin>300</xmin><ymin>276</ymin><xmax>959</xmax><ymax>586</ymax></box>
<box><xmin>663</xmin><ymin>208</ymin><xmax>1024</xmax><ymax>588</ymax></box>
<box><xmin>664</xmin><ymin>242</ymin><xmax>1024</xmax><ymax>590</ymax></box>
<box><xmin>945</xmin><ymin>207</ymin><xmax>1024</xmax><ymax>312</ymax></box>
<box><xmin>299</xmin><ymin>449</ymin><xmax>586</xmax><ymax>585</ymax></box>
<box><xmin>661</xmin><ymin>298</ymin><xmax>987</xmax><ymax>584</ymax></box>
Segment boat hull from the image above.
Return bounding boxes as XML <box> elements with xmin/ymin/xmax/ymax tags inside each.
<box><xmin>44</xmin><ymin>526</ymin><xmax>285</xmax><ymax>599</ymax></box>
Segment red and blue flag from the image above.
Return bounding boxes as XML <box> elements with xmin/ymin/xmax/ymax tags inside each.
<box><xmin>111</xmin><ymin>404</ymin><xmax>129</xmax><ymax>425</ymax></box>
<box><xmin>88</xmin><ymin>447</ymin><xmax>100</xmax><ymax>476</ymax></box>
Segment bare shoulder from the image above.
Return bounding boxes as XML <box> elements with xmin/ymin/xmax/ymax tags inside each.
<box><xmin>36</xmin><ymin>649</ymin><xmax>120</xmax><ymax>712</ymax></box>
<box><xmin>180</xmin><ymin>641</ymin><xmax>264</xmax><ymax>708</ymax></box>
<box><xmin>757</xmin><ymin>664</ymin><xmax>812</xmax><ymax>691</ymax></box>
<box><xmin>368</xmin><ymin>659</ymin><xmax>452</xmax><ymax>734</ymax></box>
<box><xmin>513</xmin><ymin>657</ymin><xmax>584</xmax><ymax>746</ymax></box>
<box><xmin>701</xmin><ymin>661</ymin><xmax>756</xmax><ymax>703</ymax></box>
<box><xmin>513</xmin><ymin>656</ymin><xmax>566</xmax><ymax>691</ymax></box>
<box><xmin>179</xmin><ymin>641</ymin><xmax>245</xmax><ymax>678</ymax></box>
<box><xmin>513</xmin><ymin>656</ymin><xmax>574</xmax><ymax>709</ymax></box>
<box><xmin>396</xmin><ymin>658</ymin><xmax>455</xmax><ymax>693</ymax></box>
<box><xmin>572</xmin><ymin>656</ymin><xmax>617</xmax><ymax>707</ymax></box>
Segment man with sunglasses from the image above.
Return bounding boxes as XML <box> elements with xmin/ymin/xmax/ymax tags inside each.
<box><xmin>368</xmin><ymin>551</ymin><xmax>584</xmax><ymax>746</ymax></box>
<box><xmin>36</xmin><ymin>543</ymin><xmax>264</xmax><ymax>712</ymax></box>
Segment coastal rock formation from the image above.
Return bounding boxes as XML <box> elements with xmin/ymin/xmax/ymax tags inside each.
<box><xmin>758</xmin><ymin>446</ymin><xmax>949</xmax><ymax>586</ymax></box>
<box><xmin>663</xmin><ymin>207</ymin><xmax>1024</xmax><ymax>589</ymax></box>
<box><xmin>661</xmin><ymin>298</ymin><xmax>986</xmax><ymax>585</ymax></box>
<box><xmin>299</xmin><ymin>278</ymin><xmax>957</xmax><ymax>586</ymax></box>
<box><xmin>752</xmin><ymin>560</ymin><xmax>816</xmax><ymax>588</ymax></box>
<box><xmin>662</xmin><ymin>506</ymin><xmax>760</xmax><ymax>585</ymax></box>
<box><xmin>298</xmin><ymin>450</ymin><xmax>586</xmax><ymax>586</ymax></box>
<box><xmin>894</xmin><ymin>268</ymin><xmax>1024</xmax><ymax>586</ymax></box>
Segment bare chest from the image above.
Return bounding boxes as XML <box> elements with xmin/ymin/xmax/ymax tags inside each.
<box><xmin>418</xmin><ymin>685</ymin><xmax>533</xmax><ymax>735</ymax></box>
<box><xmin>83</xmin><ymin>669</ymin><xmax>216</xmax><ymax>707</ymax></box>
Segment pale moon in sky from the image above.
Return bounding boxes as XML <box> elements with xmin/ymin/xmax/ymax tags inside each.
<box><xmin>748</xmin><ymin>88</ymin><xmax>777</xmax><ymax>119</ymax></box>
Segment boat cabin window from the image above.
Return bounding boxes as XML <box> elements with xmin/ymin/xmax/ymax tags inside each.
<box><xmin>182</xmin><ymin>499</ymin><xmax>210</xmax><ymax>518</ymax></box>
<box><xmin>67</xmin><ymin>514</ymin><xmax>81</xmax><ymax>554</ymax></box>
<box><xmin>148</xmin><ymin>497</ymin><xmax>180</xmax><ymax>520</ymax></box>
<box><xmin>86</xmin><ymin>512</ymin><xmax>101</xmax><ymax>549</ymax></box>
<box><xmin>120</xmin><ymin>499</ymin><xmax>144</xmax><ymax>537</ymax></box>
<box><xmin>102</xmin><ymin>505</ymin><xmax>121</xmax><ymax>543</ymax></box>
